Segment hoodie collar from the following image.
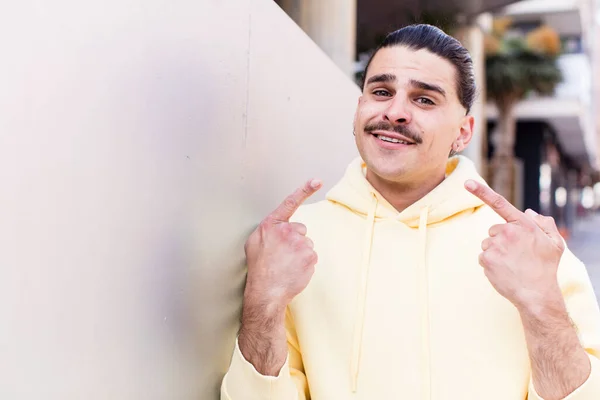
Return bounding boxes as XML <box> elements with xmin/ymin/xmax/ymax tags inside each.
<box><xmin>326</xmin><ymin>156</ymin><xmax>486</xmax><ymax>228</ymax></box>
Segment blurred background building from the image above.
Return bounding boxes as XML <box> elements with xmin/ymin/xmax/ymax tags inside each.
<box><xmin>486</xmin><ymin>0</ymin><xmax>600</xmax><ymax>239</ymax></box>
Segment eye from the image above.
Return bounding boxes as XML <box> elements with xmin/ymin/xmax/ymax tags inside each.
<box><xmin>416</xmin><ymin>97</ymin><xmax>435</xmax><ymax>106</ymax></box>
<box><xmin>372</xmin><ymin>89</ymin><xmax>392</xmax><ymax>97</ymax></box>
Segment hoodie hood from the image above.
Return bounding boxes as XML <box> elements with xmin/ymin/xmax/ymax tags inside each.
<box><xmin>326</xmin><ymin>155</ymin><xmax>487</xmax><ymax>227</ymax></box>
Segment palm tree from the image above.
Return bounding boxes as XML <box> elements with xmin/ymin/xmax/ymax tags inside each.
<box><xmin>485</xmin><ymin>19</ymin><xmax>563</xmax><ymax>202</ymax></box>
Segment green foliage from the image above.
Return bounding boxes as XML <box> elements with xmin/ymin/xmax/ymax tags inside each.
<box><xmin>486</xmin><ymin>49</ymin><xmax>563</xmax><ymax>103</ymax></box>
<box><xmin>485</xmin><ymin>24</ymin><xmax>563</xmax><ymax>105</ymax></box>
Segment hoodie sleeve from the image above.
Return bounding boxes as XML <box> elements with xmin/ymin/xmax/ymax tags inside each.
<box><xmin>528</xmin><ymin>247</ymin><xmax>600</xmax><ymax>400</ymax></box>
<box><xmin>220</xmin><ymin>307</ymin><xmax>309</xmax><ymax>400</ymax></box>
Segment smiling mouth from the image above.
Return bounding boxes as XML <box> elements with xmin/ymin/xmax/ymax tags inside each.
<box><xmin>373</xmin><ymin>134</ymin><xmax>415</xmax><ymax>145</ymax></box>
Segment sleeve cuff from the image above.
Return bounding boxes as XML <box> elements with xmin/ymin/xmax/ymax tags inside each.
<box><xmin>528</xmin><ymin>355</ymin><xmax>600</xmax><ymax>400</ymax></box>
<box><xmin>221</xmin><ymin>338</ymin><xmax>298</xmax><ymax>400</ymax></box>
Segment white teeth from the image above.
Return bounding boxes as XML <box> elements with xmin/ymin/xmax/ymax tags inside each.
<box><xmin>377</xmin><ymin>135</ymin><xmax>410</xmax><ymax>145</ymax></box>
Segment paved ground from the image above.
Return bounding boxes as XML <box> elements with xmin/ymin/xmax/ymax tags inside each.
<box><xmin>566</xmin><ymin>212</ymin><xmax>600</xmax><ymax>303</ymax></box>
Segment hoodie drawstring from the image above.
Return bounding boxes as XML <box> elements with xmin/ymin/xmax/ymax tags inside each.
<box><xmin>418</xmin><ymin>207</ymin><xmax>431</xmax><ymax>400</ymax></box>
<box><xmin>350</xmin><ymin>201</ymin><xmax>431</xmax><ymax>397</ymax></box>
<box><xmin>350</xmin><ymin>193</ymin><xmax>377</xmax><ymax>392</ymax></box>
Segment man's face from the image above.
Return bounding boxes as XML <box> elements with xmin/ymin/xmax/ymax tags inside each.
<box><xmin>354</xmin><ymin>46</ymin><xmax>474</xmax><ymax>184</ymax></box>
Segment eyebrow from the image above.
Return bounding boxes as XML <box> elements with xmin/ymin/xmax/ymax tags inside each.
<box><xmin>409</xmin><ymin>79</ymin><xmax>446</xmax><ymax>98</ymax></box>
<box><xmin>365</xmin><ymin>73</ymin><xmax>396</xmax><ymax>86</ymax></box>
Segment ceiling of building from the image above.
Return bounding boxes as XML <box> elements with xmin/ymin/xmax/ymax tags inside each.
<box><xmin>357</xmin><ymin>0</ymin><xmax>521</xmax><ymax>54</ymax></box>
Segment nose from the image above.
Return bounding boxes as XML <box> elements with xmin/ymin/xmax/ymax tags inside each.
<box><xmin>384</xmin><ymin>96</ymin><xmax>412</xmax><ymax>125</ymax></box>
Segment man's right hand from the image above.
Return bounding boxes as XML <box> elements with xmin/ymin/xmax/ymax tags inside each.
<box><xmin>243</xmin><ymin>178</ymin><xmax>322</xmax><ymax>309</ymax></box>
<box><xmin>238</xmin><ymin>179</ymin><xmax>322</xmax><ymax>376</ymax></box>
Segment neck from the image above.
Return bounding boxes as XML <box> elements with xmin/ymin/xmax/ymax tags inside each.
<box><xmin>365</xmin><ymin>169</ymin><xmax>446</xmax><ymax>213</ymax></box>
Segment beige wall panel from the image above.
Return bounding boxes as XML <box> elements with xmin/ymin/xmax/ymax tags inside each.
<box><xmin>0</xmin><ymin>0</ymin><xmax>359</xmax><ymax>398</ymax></box>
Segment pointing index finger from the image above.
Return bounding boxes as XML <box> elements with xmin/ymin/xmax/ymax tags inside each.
<box><xmin>465</xmin><ymin>180</ymin><xmax>523</xmax><ymax>223</ymax></box>
<box><xmin>269</xmin><ymin>179</ymin><xmax>323</xmax><ymax>222</ymax></box>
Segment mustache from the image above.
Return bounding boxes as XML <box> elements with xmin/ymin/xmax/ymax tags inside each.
<box><xmin>364</xmin><ymin>121</ymin><xmax>423</xmax><ymax>144</ymax></box>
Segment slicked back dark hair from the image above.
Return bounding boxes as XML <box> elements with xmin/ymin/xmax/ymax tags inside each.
<box><xmin>360</xmin><ymin>24</ymin><xmax>476</xmax><ymax>114</ymax></box>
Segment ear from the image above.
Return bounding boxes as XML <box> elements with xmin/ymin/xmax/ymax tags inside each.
<box><xmin>455</xmin><ymin>115</ymin><xmax>474</xmax><ymax>152</ymax></box>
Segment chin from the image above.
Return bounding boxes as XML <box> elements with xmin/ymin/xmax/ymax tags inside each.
<box><xmin>357</xmin><ymin>139</ymin><xmax>418</xmax><ymax>179</ymax></box>
<box><xmin>364</xmin><ymin>156</ymin><xmax>413</xmax><ymax>182</ymax></box>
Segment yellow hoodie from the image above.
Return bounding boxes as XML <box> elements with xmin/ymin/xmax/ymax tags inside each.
<box><xmin>221</xmin><ymin>156</ymin><xmax>600</xmax><ymax>400</ymax></box>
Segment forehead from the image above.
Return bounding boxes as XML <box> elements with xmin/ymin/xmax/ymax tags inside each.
<box><xmin>366</xmin><ymin>46</ymin><xmax>457</xmax><ymax>97</ymax></box>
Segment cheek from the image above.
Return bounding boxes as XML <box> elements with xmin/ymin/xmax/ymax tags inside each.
<box><xmin>418</xmin><ymin>114</ymin><xmax>457</xmax><ymax>151</ymax></box>
<box><xmin>357</xmin><ymin>101</ymin><xmax>384</xmax><ymax>125</ymax></box>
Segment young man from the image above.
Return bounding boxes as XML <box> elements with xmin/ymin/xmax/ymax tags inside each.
<box><xmin>221</xmin><ymin>25</ymin><xmax>600</xmax><ymax>399</ymax></box>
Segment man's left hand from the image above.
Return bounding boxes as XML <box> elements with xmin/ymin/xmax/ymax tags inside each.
<box><xmin>465</xmin><ymin>179</ymin><xmax>565</xmax><ymax>310</ymax></box>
